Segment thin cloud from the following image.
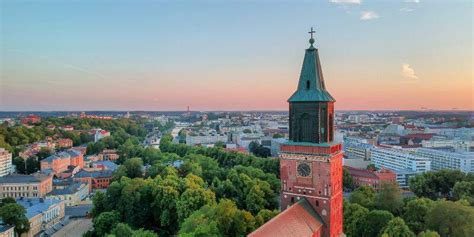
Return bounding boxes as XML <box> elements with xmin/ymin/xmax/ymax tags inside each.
<box><xmin>401</xmin><ymin>64</ymin><xmax>419</xmax><ymax>79</ymax></box>
<box><xmin>62</xmin><ymin>64</ymin><xmax>107</xmax><ymax>79</ymax></box>
<box><xmin>329</xmin><ymin>0</ymin><xmax>361</xmax><ymax>4</ymax></box>
<box><xmin>360</xmin><ymin>11</ymin><xmax>379</xmax><ymax>20</ymax></box>
<box><xmin>405</xmin><ymin>0</ymin><xmax>420</xmax><ymax>3</ymax></box>
<box><xmin>7</xmin><ymin>49</ymin><xmax>107</xmax><ymax>79</ymax></box>
<box><xmin>400</xmin><ymin>8</ymin><xmax>415</xmax><ymax>12</ymax></box>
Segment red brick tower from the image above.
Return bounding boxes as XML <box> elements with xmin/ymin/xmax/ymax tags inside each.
<box><xmin>279</xmin><ymin>28</ymin><xmax>344</xmax><ymax>237</ymax></box>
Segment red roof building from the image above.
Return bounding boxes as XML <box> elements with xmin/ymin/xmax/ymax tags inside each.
<box><xmin>345</xmin><ymin>166</ymin><xmax>396</xmax><ymax>190</ymax></box>
<box><xmin>56</xmin><ymin>138</ymin><xmax>73</xmax><ymax>148</ymax></box>
<box><xmin>249</xmin><ymin>198</ymin><xmax>323</xmax><ymax>237</ymax></box>
<box><xmin>21</xmin><ymin>114</ymin><xmax>41</xmax><ymax>125</ymax></box>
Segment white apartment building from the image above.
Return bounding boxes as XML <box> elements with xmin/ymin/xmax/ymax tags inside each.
<box><xmin>186</xmin><ymin>134</ymin><xmax>228</xmax><ymax>146</ymax></box>
<box><xmin>0</xmin><ymin>148</ymin><xmax>13</xmax><ymax>177</ymax></box>
<box><xmin>371</xmin><ymin>146</ymin><xmax>431</xmax><ymax>187</ymax></box>
<box><xmin>415</xmin><ymin>148</ymin><xmax>474</xmax><ymax>173</ymax></box>
<box><xmin>422</xmin><ymin>138</ymin><xmax>474</xmax><ymax>152</ymax></box>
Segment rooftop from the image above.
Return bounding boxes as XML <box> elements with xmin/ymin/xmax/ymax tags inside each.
<box><xmin>49</xmin><ymin>182</ymin><xmax>85</xmax><ymax>195</ymax></box>
<box><xmin>287</xmin><ymin>41</ymin><xmax>335</xmax><ymax>102</ymax></box>
<box><xmin>74</xmin><ymin>169</ymin><xmax>113</xmax><ymax>179</ymax></box>
<box><xmin>16</xmin><ymin>198</ymin><xmax>63</xmax><ymax>219</ymax></box>
<box><xmin>249</xmin><ymin>198</ymin><xmax>324</xmax><ymax>237</ymax></box>
<box><xmin>43</xmin><ymin>149</ymin><xmax>81</xmax><ymax>163</ymax></box>
<box><xmin>0</xmin><ymin>173</ymin><xmax>51</xmax><ymax>184</ymax></box>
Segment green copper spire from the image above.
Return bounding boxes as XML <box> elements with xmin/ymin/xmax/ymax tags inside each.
<box><xmin>287</xmin><ymin>28</ymin><xmax>335</xmax><ymax>102</ymax></box>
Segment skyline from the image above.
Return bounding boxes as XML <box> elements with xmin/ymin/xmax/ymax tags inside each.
<box><xmin>1</xmin><ymin>0</ymin><xmax>473</xmax><ymax>111</ymax></box>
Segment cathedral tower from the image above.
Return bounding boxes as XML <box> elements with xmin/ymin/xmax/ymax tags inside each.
<box><xmin>279</xmin><ymin>28</ymin><xmax>343</xmax><ymax>237</ymax></box>
<box><xmin>249</xmin><ymin>28</ymin><xmax>344</xmax><ymax>237</ymax></box>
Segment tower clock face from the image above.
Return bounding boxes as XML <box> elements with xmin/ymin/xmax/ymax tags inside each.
<box><xmin>297</xmin><ymin>162</ymin><xmax>311</xmax><ymax>177</ymax></box>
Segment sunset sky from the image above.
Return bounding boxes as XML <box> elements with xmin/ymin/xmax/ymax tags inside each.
<box><xmin>1</xmin><ymin>0</ymin><xmax>472</xmax><ymax>111</ymax></box>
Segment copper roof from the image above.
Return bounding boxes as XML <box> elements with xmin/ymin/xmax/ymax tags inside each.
<box><xmin>249</xmin><ymin>198</ymin><xmax>323</xmax><ymax>237</ymax></box>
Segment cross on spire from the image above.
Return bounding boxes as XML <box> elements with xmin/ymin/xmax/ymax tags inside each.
<box><xmin>308</xmin><ymin>27</ymin><xmax>315</xmax><ymax>39</ymax></box>
<box><xmin>308</xmin><ymin>27</ymin><xmax>316</xmax><ymax>47</ymax></box>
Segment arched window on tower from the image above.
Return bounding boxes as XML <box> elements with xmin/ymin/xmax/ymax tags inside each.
<box><xmin>306</xmin><ymin>80</ymin><xmax>310</xmax><ymax>89</ymax></box>
<box><xmin>299</xmin><ymin>113</ymin><xmax>313</xmax><ymax>142</ymax></box>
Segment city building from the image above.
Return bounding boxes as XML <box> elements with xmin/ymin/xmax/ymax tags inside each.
<box><xmin>378</xmin><ymin>124</ymin><xmax>405</xmax><ymax>145</ymax></box>
<box><xmin>348</xmin><ymin>114</ymin><xmax>370</xmax><ymax>123</ymax></box>
<box><xmin>93</xmin><ymin>129</ymin><xmax>111</xmax><ymax>142</ymax></box>
<box><xmin>345</xmin><ymin>166</ymin><xmax>396</xmax><ymax>190</ymax></box>
<box><xmin>342</xmin><ymin>137</ymin><xmax>373</xmax><ymax>168</ymax></box>
<box><xmin>48</xmin><ymin>182</ymin><xmax>90</xmax><ymax>206</ymax></box>
<box><xmin>371</xmin><ymin>146</ymin><xmax>431</xmax><ymax>187</ymax></box>
<box><xmin>185</xmin><ymin>133</ymin><xmax>228</xmax><ymax>146</ymax></box>
<box><xmin>19</xmin><ymin>141</ymin><xmax>55</xmax><ymax>159</ymax></box>
<box><xmin>55</xmin><ymin>138</ymin><xmax>73</xmax><ymax>148</ymax></box>
<box><xmin>17</xmin><ymin>198</ymin><xmax>65</xmax><ymax>237</ymax></box>
<box><xmin>415</xmin><ymin>148</ymin><xmax>474</xmax><ymax>173</ymax></box>
<box><xmin>41</xmin><ymin>149</ymin><xmax>84</xmax><ymax>175</ymax></box>
<box><xmin>0</xmin><ymin>148</ymin><xmax>13</xmax><ymax>177</ymax></box>
<box><xmin>391</xmin><ymin>116</ymin><xmax>405</xmax><ymax>124</ymax></box>
<box><xmin>20</xmin><ymin>115</ymin><xmax>41</xmax><ymax>125</ymax></box>
<box><xmin>88</xmin><ymin>160</ymin><xmax>118</xmax><ymax>172</ymax></box>
<box><xmin>98</xmin><ymin>149</ymin><xmax>119</xmax><ymax>161</ymax></box>
<box><xmin>59</xmin><ymin>125</ymin><xmax>74</xmax><ymax>131</ymax></box>
<box><xmin>0</xmin><ymin>173</ymin><xmax>53</xmax><ymax>198</ymax></box>
<box><xmin>421</xmin><ymin>138</ymin><xmax>474</xmax><ymax>152</ymax></box>
<box><xmin>73</xmin><ymin>169</ymin><xmax>113</xmax><ymax>191</ymax></box>
<box><xmin>0</xmin><ymin>225</ymin><xmax>14</xmax><ymax>237</ymax></box>
<box><xmin>251</xmin><ymin>31</ymin><xmax>343</xmax><ymax>237</ymax></box>
<box><xmin>343</xmin><ymin>137</ymin><xmax>373</xmax><ymax>160</ymax></box>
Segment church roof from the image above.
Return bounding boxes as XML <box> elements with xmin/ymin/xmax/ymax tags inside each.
<box><xmin>249</xmin><ymin>198</ymin><xmax>324</xmax><ymax>237</ymax></box>
<box><xmin>288</xmin><ymin>42</ymin><xmax>335</xmax><ymax>102</ymax></box>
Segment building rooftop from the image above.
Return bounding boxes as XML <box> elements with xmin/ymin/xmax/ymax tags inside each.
<box><xmin>43</xmin><ymin>149</ymin><xmax>81</xmax><ymax>163</ymax></box>
<box><xmin>345</xmin><ymin>166</ymin><xmax>378</xmax><ymax>179</ymax></box>
<box><xmin>49</xmin><ymin>182</ymin><xmax>85</xmax><ymax>195</ymax></box>
<box><xmin>0</xmin><ymin>173</ymin><xmax>51</xmax><ymax>184</ymax></box>
<box><xmin>0</xmin><ymin>225</ymin><xmax>14</xmax><ymax>233</ymax></box>
<box><xmin>287</xmin><ymin>45</ymin><xmax>335</xmax><ymax>102</ymax></box>
<box><xmin>74</xmin><ymin>170</ymin><xmax>113</xmax><ymax>179</ymax></box>
<box><xmin>16</xmin><ymin>198</ymin><xmax>62</xmax><ymax>219</ymax></box>
<box><xmin>249</xmin><ymin>198</ymin><xmax>324</xmax><ymax>237</ymax></box>
<box><xmin>93</xmin><ymin>161</ymin><xmax>118</xmax><ymax>171</ymax></box>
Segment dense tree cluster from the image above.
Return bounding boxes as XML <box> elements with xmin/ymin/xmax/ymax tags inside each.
<box><xmin>248</xmin><ymin>141</ymin><xmax>271</xmax><ymax>158</ymax></box>
<box><xmin>344</xmin><ymin>180</ymin><xmax>474</xmax><ymax>237</ymax></box>
<box><xmin>90</xmin><ymin>135</ymin><xmax>280</xmax><ymax>236</ymax></box>
<box><xmin>0</xmin><ymin>198</ymin><xmax>30</xmax><ymax>235</ymax></box>
<box><xmin>409</xmin><ymin>169</ymin><xmax>474</xmax><ymax>204</ymax></box>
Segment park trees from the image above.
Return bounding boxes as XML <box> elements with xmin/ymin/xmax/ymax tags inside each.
<box><xmin>92</xmin><ymin>211</ymin><xmax>120</xmax><ymax>237</ymax></box>
<box><xmin>361</xmin><ymin>210</ymin><xmax>394</xmax><ymax>237</ymax></box>
<box><xmin>343</xmin><ymin>167</ymin><xmax>354</xmax><ymax>190</ymax></box>
<box><xmin>381</xmin><ymin>217</ymin><xmax>415</xmax><ymax>237</ymax></box>
<box><xmin>425</xmin><ymin>200</ymin><xmax>474</xmax><ymax>237</ymax></box>
<box><xmin>402</xmin><ymin>198</ymin><xmax>434</xmax><ymax>234</ymax></box>
<box><xmin>349</xmin><ymin>185</ymin><xmax>375</xmax><ymax>209</ymax></box>
<box><xmin>0</xmin><ymin>202</ymin><xmax>30</xmax><ymax>235</ymax></box>
<box><xmin>179</xmin><ymin>199</ymin><xmax>256</xmax><ymax>236</ymax></box>
<box><xmin>375</xmin><ymin>181</ymin><xmax>404</xmax><ymax>214</ymax></box>
<box><xmin>343</xmin><ymin>202</ymin><xmax>369</xmax><ymax>237</ymax></box>
<box><xmin>409</xmin><ymin>169</ymin><xmax>470</xmax><ymax>200</ymax></box>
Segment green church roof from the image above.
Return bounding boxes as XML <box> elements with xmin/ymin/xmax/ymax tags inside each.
<box><xmin>288</xmin><ymin>40</ymin><xmax>335</xmax><ymax>102</ymax></box>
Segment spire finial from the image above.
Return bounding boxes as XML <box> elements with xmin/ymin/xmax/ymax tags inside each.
<box><xmin>308</xmin><ymin>27</ymin><xmax>316</xmax><ymax>46</ymax></box>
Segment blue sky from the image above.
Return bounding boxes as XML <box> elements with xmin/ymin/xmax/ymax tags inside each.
<box><xmin>1</xmin><ymin>0</ymin><xmax>472</xmax><ymax>111</ymax></box>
